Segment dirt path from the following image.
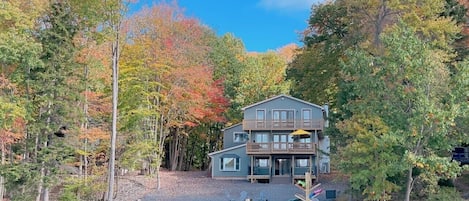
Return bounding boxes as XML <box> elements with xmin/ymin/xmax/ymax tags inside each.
<box><xmin>115</xmin><ymin>170</ymin><xmax>349</xmax><ymax>201</ymax></box>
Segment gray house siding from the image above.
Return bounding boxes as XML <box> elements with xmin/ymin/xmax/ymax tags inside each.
<box><xmin>243</xmin><ymin>97</ymin><xmax>323</xmax><ymax>123</ymax></box>
<box><xmin>208</xmin><ymin>95</ymin><xmax>330</xmax><ymax>183</ymax></box>
<box><xmin>222</xmin><ymin>124</ymin><xmax>246</xmax><ymax>149</ymax></box>
<box><xmin>209</xmin><ymin>144</ymin><xmax>249</xmax><ymax>179</ymax></box>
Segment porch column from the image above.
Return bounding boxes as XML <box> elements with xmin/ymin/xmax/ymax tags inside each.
<box><xmin>292</xmin><ymin>155</ymin><xmax>295</xmax><ymax>183</ymax></box>
<box><xmin>309</xmin><ymin>155</ymin><xmax>313</xmax><ymax>180</ymax></box>
<box><xmin>269</xmin><ymin>155</ymin><xmax>272</xmax><ymax>182</ymax></box>
<box><xmin>250</xmin><ymin>156</ymin><xmax>254</xmax><ymax>183</ymax></box>
<box><xmin>315</xmin><ymin>130</ymin><xmax>319</xmax><ymax>181</ymax></box>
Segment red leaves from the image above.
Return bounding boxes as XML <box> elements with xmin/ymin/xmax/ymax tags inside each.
<box><xmin>82</xmin><ymin>91</ymin><xmax>112</xmax><ymax>118</ymax></box>
<box><xmin>168</xmin><ymin>65</ymin><xmax>228</xmax><ymax>127</ymax></box>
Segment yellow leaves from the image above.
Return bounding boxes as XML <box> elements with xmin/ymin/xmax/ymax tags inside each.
<box><xmin>411</xmin><ymin>128</ymin><xmax>418</xmax><ymax>137</ymax></box>
<box><xmin>79</xmin><ymin>127</ymin><xmax>109</xmax><ymax>142</ymax></box>
<box><xmin>416</xmin><ymin>162</ymin><xmax>425</xmax><ymax>168</ymax></box>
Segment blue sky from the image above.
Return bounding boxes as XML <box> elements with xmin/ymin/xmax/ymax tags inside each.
<box><xmin>132</xmin><ymin>0</ymin><xmax>323</xmax><ymax>52</ymax></box>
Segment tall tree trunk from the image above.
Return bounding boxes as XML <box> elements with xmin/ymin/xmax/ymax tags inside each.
<box><xmin>37</xmin><ymin>99</ymin><xmax>52</xmax><ymax>201</ymax></box>
<box><xmin>36</xmin><ymin>161</ymin><xmax>46</xmax><ymax>201</ymax></box>
<box><xmin>169</xmin><ymin>129</ymin><xmax>179</xmax><ymax>171</ymax></box>
<box><xmin>107</xmin><ymin>25</ymin><xmax>120</xmax><ymax>201</ymax></box>
<box><xmin>0</xmin><ymin>144</ymin><xmax>5</xmax><ymax>200</ymax></box>
<box><xmin>81</xmin><ymin>63</ymin><xmax>89</xmax><ymax>180</ymax></box>
<box><xmin>177</xmin><ymin>135</ymin><xmax>187</xmax><ymax>171</ymax></box>
<box><xmin>404</xmin><ymin>167</ymin><xmax>413</xmax><ymax>201</ymax></box>
<box><xmin>156</xmin><ymin>114</ymin><xmax>165</xmax><ymax>190</ymax></box>
<box><xmin>43</xmin><ymin>187</ymin><xmax>49</xmax><ymax>201</ymax></box>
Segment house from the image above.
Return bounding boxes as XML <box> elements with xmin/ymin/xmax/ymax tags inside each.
<box><xmin>208</xmin><ymin>94</ymin><xmax>330</xmax><ymax>184</ymax></box>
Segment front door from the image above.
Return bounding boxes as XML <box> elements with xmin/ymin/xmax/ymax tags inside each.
<box><xmin>274</xmin><ymin>158</ymin><xmax>291</xmax><ymax>176</ymax></box>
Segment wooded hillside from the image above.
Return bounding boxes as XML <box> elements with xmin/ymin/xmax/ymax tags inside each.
<box><xmin>0</xmin><ymin>0</ymin><xmax>468</xmax><ymax>201</ymax></box>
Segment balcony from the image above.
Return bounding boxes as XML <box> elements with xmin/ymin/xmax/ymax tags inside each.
<box><xmin>246</xmin><ymin>142</ymin><xmax>316</xmax><ymax>155</ymax></box>
<box><xmin>242</xmin><ymin>119</ymin><xmax>323</xmax><ymax>131</ymax></box>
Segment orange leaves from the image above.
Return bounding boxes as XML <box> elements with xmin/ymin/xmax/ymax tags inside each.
<box><xmin>168</xmin><ymin>64</ymin><xmax>227</xmax><ymax>126</ymax></box>
<box><xmin>83</xmin><ymin>91</ymin><xmax>112</xmax><ymax>117</ymax></box>
<box><xmin>79</xmin><ymin>127</ymin><xmax>109</xmax><ymax>142</ymax></box>
<box><xmin>119</xmin><ymin>2</ymin><xmax>229</xmax><ymax>133</ymax></box>
<box><xmin>0</xmin><ymin>76</ymin><xmax>25</xmax><ymax>151</ymax></box>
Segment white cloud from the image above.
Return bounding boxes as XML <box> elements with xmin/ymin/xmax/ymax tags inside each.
<box><xmin>257</xmin><ymin>0</ymin><xmax>320</xmax><ymax>11</ymax></box>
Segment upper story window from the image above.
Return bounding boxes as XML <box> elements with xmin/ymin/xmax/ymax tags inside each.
<box><xmin>233</xmin><ymin>132</ymin><xmax>249</xmax><ymax>143</ymax></box>
<box><xmin>273</xmin><ymin>110</ymin><xmax>294</xmax><ymax>128</ymax></box>
<box><xmin>254</xmin><ymin>133</ymin><xmax>269</xmax><ymax>149</ymax></box>
<box><xmin>255</xmin><ymin>133</ymin><xmax>269</xmax><ymax>143</ymax></box>
<box><xmin>302</xmin><ymin>109</ymin><xmax>312</xmax><ymax>127</ymax></box>
<box><xmin>256</xmin><ymin>109</ymin><xmax>266</xmax><ymax>128</ymax></box>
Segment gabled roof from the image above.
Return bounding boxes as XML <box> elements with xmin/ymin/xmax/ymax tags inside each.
<box><xmin>221</xmin><ymin>123</ymin><xmax>242</xmax><ymax>131</ymax></box>
<box><xmin>208</xmin><ymin>144</ymin><xmax>246</xmax><ymax>157</ymax></box>
<box><xmin>241</xmin><ymin>94</ymin><xmax>324</xmax><ymax>111</ymax></box>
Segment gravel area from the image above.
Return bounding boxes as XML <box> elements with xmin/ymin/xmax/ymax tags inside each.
<box><xmin>115</xmin><ymin>170</ymin><xmax>349</xmax><ymax>201</ymax></box>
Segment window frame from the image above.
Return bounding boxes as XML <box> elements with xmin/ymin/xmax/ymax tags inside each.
<box><xmin>302</xmin><ymin>108</ymin><xmax>312</xmax><ymax>127</ymax></box>
<box><xmin>233</xmin><ymin>132</ymin><xmax>249</xmax><ymax>143</ymax></box>
<box><xmin>295</xmin><ymin>158</ymin><xmax>310</xmax><ymax>168</ymax></box>
<box><xmin>256</xmin><ymin>109</ymin><xmax>266</xmax><ymax>128</ymax></box>
<box><xmin>220</xmin><ymin>157</ymin><xmax>240</xmax><ymax>172</ymax></box>
<box><xmin>255</xmin><ymin>158</ymin><xmax>269</xmax><ymax>167</ymax></box>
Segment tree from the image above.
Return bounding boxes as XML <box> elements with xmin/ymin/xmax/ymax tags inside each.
<box><xmin>339</xmin><ymin>22</ymin><xmax>466</xmax><ymax>200</ymax></box>
<box><xmin>119</xmin><ymin>2</ymin><xmax>228</xmax><ymax>189</ymax></box>
<box><xmin>0</xmin><ymin>76</ymin><xmax>26</xmax><ymax>200</ymax></box>
<box><xmin>209</xmin><ymin>33</ymin><xmax>248</xmax><ymax>122</ymax></box>
<box><xmin>234</xmin><ymin>52</ymin><xmax>291</xmax><ymax>107</ymax></box>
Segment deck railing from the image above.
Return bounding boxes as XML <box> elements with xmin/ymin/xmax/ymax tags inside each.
<box><xmin>242</xmin><ymin>119</ymin><xmax>323</xmax><ymax>130</ymax></box>
<box><xmin>246</xmin><ymin>142</ymin><xmax>316</xmax><ymax>155</ymax></box>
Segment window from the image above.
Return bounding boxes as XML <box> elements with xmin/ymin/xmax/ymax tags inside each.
<box><xmin>295</xmin><ymin>159</ymin><xmax>309</xmax><ymax>167</ymax></box>
<box><xmin>255</xmin><ymin>133</ymin><xmax>269</xmax><ymax>143</ymax></box>
<box><xmin>255</xmin><ymin>159</ymin><xmax>269</xmax><ymax>167</ymax></box>
<box><xmin>255</xmin><ymin>133</ymin><xmax>269</xmax><ymax>149</ymax></box>
<box><xmin>302</xmin><ymin>109</ymin><xmax>312</xmax><ymax>127</ymax></box>
<box><xmin>256</xmin><ymin>110</ymin><xmax>266</xmax><ymax>128</ymax></box>
<box><xmin>298</xmin><ymin>137</ymin><xmax>311</xmax><ymax>143</ymax></box>
<box><xmin>220</xmin><ymin>157</ymin><xmax>240</xmax><ymax>171</ymax></box>
<box><xmin>233</xmin><ymin>132</ymin><xmax>249</xmax><ymax>143</ymax></box>
<box><xmin>273</xmin><ymin>110</ymin><xmax>294</xmax><ymax>128</ymax></box>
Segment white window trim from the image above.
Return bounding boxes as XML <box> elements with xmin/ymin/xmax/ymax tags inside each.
<box><xmin>220</xmin><ymin>157</ymin><xmax>240</xmax><ymax>172</ymax></box>
<box><xmin>255</xmin><ymin>133</ymin><xmax>270</xmax><ymax>143</ymax></box>
<box><xmin>256</xmin><ymin>109</ymin><xmax>266</xmax><ymax>121</ymax></box>
<box><xmin>301</xmin><ymin>108</ymin><xmax>312</xmax><ymax>120</ymax></box>
<box><xmin>233</xmin><ymin>132</ymin><xmax>249</xmax><ymax>143</ymax></box>
<box><xmin>272</xmin><ymin>109</ymin><xmax>295</xmax><ymax>122</ymax></box>
<box><xmin>302</xmin><ymin>108</ymin><xmax>312</xmax><ymax>128</ymax></box>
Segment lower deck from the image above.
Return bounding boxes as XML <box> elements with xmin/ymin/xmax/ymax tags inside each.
<box><xmin>247</xmin><ymin>154</ymin><xmax>317</xmax><ymax>184</ymax></box>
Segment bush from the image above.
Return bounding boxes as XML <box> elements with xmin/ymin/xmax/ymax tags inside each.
<box><xmin>427</xmin><ymin>187</ymin><xmax>462</xmax><ymax>201</ymax></box>
<box><xmin>58</xmin><ymin>175</ymin><xmax>107</xmax><ymax>201</ymax></box>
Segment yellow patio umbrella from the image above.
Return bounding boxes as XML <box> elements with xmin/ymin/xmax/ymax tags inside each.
<box><xmin>290</xmin><ymin>129</ymin><xmax>311</xmax><ymax>138</ymax></box>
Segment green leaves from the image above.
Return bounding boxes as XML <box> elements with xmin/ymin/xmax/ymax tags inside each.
<box><xmin>337</xmin><ymin>20</ymin><xmax>467</xmax><ymax>200</ymax></box>
<box><xmin>338</xmin><ymin>114</ymin><xmax>402</xmax><ymax>199</ymax></box>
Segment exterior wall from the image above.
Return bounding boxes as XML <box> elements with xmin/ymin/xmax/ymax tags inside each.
<box><xmin>222</xmin><ymin>124</ymin><xmax>245</xmax><ymax>149</ymax></box>
<box><xmin>318</xmin><ymin>136</ymin><xmax>331</xmax><ymax>173</ymax></box>
<box><xmin>210</xmin><ymin>145</ymin><xmax>250</xmax><ymax>179</ymax></box>
<box><xmin>243</xmin><ymin>96</ymin><xmax>323</xmax><ymax>123</ymax></box>
<box><xmin>209</xmin><ymin>95</ymin><xmax>329</xmax><ymax>182</ymax></box>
